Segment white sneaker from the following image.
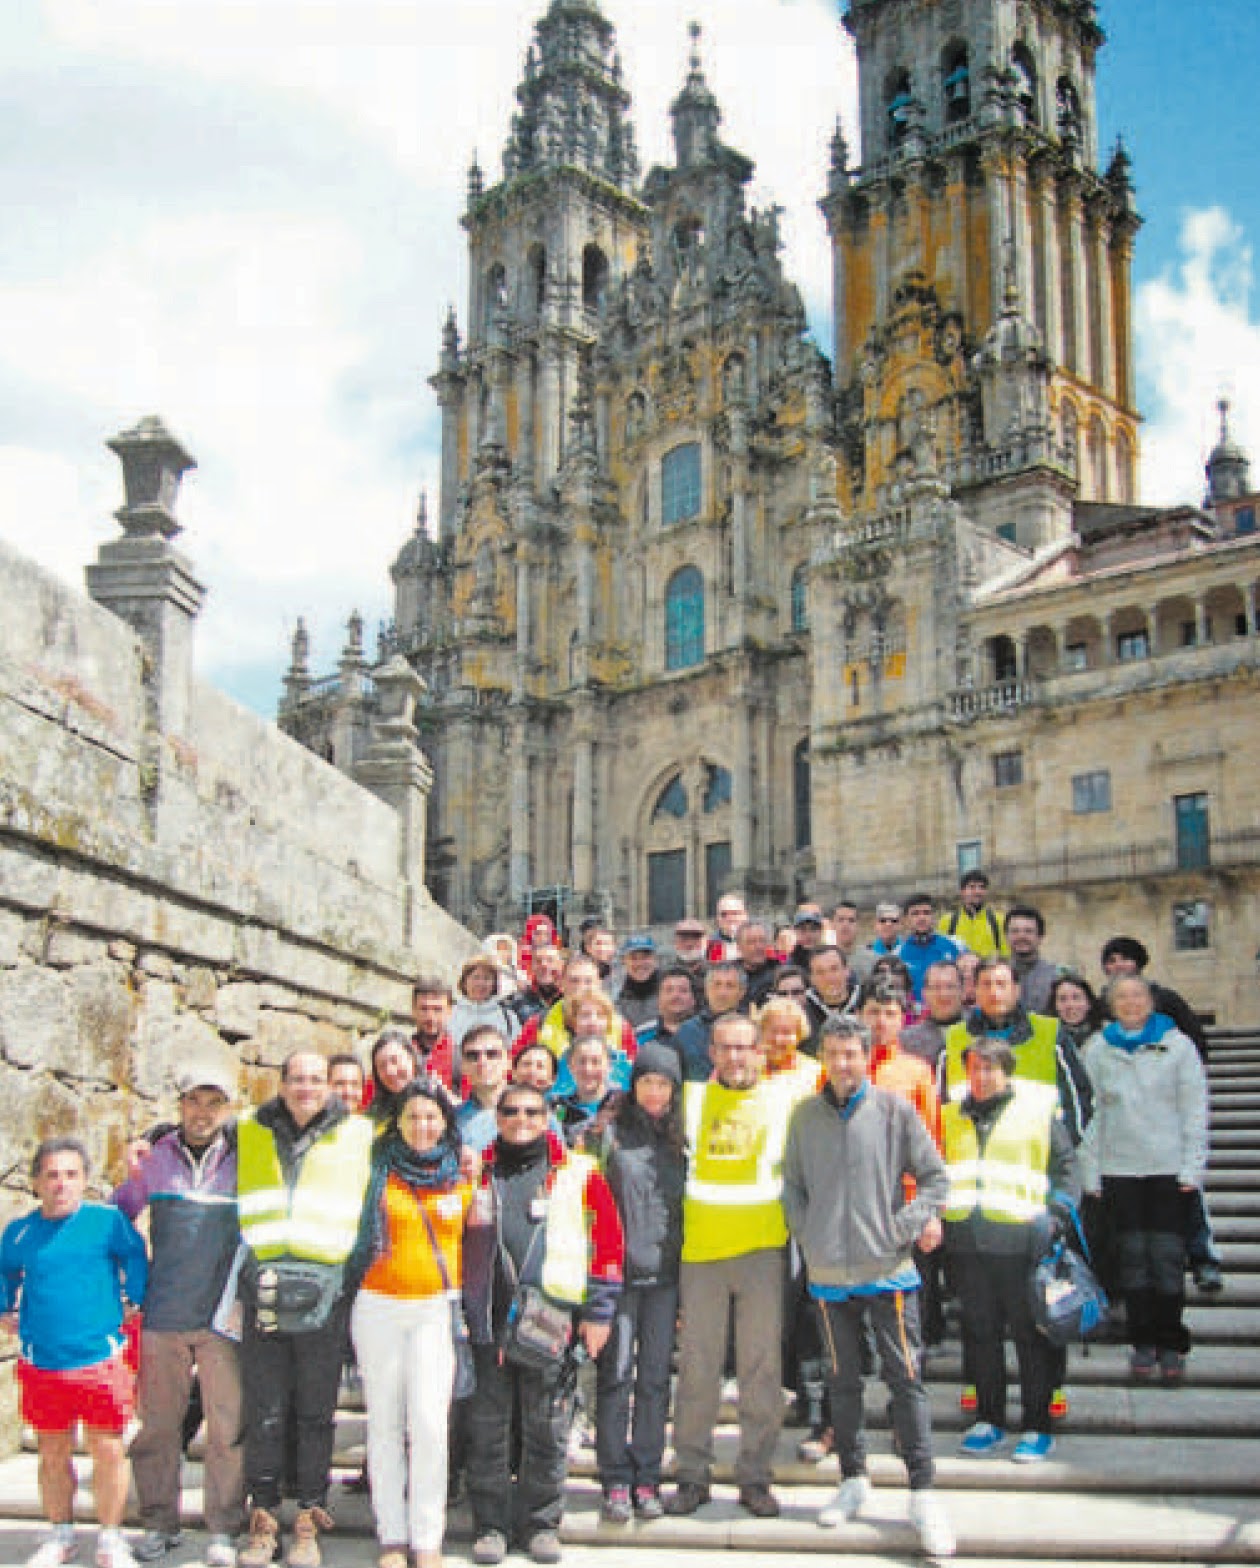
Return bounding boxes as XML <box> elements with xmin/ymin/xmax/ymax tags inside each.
<box><xmin>909</xmin><ymin>1490</ymin><xmax>956</xmax><ymax>1558</ymax></box>
<box><xmin>95</xmin><ymin>1533</ymin><xmax>138</xmax><ymax>1568</ymax></box>
<box><xmin>818</xmin><ymin>1474</ymin><xmax>871</xmax><ymax>1527</ymax></box>
<box><xmin>206</xmin><ymin>1536</ymin><xmax>237</xmax><ymax>1568</ymax></box>
<box><xmin>26</xmin><ymin>1530</ymin><xmax>77</xmax><ymax>1568</ymax></box>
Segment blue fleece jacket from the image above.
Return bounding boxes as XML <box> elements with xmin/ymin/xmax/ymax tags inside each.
<box><xmin>0</xmin><ymin>1202</ymin><xmax>148</xmax><ymax>1370</ymax></box>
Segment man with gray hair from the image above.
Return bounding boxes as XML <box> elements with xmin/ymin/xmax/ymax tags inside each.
<box><xmin>783</xmin><ymin>1016</ymin><xmax>954</xmax><ymax>1557</ymax></box>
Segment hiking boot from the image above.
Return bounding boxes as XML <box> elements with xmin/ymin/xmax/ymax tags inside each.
<box><xmin>664</xmin><ymin>1482</ymin><xmax>711</xmax><ymax>1516</ymax></box>
<box><xmin>737</xmin><ymin>1484</ymin><xmax>780</xmax><ymax>1519</ymax></box>
<box><xmin>470</xmin><ymin>1534</ymin><xmax>506</xmax><ymax>1567</ymax></box>
<box><xmin>238</xmin><ymin>1512</ymin><xmax>280</xmax><ymax>1568</ymax></box>
<box><xmin>526</xmin><ymin>1532</ymin><xmax>562</xmax><ymax>1565</ymax></box>
<box><xmin>286</xmin><ymin>1508</ymin><xmax>332</xmax><ymax>1568</ymax></box>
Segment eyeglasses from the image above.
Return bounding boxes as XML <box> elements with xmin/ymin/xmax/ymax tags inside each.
<box><xmin>498</xmin><ymin>1105</ymin><xmax>546</xmax><ymax>1120</ymax></box>
<box><xmin>463</xmin><ymin>1050</ymin><xmax>505</xmax><ymax>1062</ymax></box>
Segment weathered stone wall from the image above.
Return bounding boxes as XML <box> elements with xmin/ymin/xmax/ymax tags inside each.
<box><xmin>0</xmin><ymin>437</ymin><xmax>476</xmax><ymax>1445</ymax></box>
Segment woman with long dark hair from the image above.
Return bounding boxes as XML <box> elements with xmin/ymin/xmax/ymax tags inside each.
<box><xmin>593</xmin><ymin>1043</ymin><xmax>686</xmax><ymax>1522</ymax></box>
<box><xmin>1050</xmin><ymin>973</ymin><xmax>1105</xmax><ymax>1052</ymax></box>
<box><xmin>348</xmin><ymin>1083</ymin><xmax>473</xmax><ymax>1568</ymax></box>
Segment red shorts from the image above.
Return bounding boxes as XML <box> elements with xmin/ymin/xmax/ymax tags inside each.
<box><xmin>17</xmin><ymin>1355</ymin><xmax>135</xmax><ymax>1435</ymax></box>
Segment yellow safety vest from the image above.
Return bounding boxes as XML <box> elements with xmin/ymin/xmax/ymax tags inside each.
<box><xmin>538</xmin><ymin>1001</ymin><xmax>622</xmax><ymax>1060</ymax></box>
<box><xmin>942</xmin><ymin>1013</ymin><xmax>1058</xmax><ymax>1103</ymax></box>
<box><xmin>237</xmin><ymin>1111</ymin><xmax>373</xmax><ymax>1264</ymax></box>
<box><xmin>539</xmin><ymin>1153</ymin><xmax>596</xmax><ymax>1307</ymax></box>
<box><xmin>942</xmin><ymin>1083</ymin><xmax>1057</xmax><ymax>1224</ymax></box>
<box><xmin>681</xmin><ymin>1077</ymin><xmax>795</xmax><ymax>1264</ymax></box>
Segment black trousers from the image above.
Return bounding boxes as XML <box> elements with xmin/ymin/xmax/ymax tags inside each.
<box><xmin>1102</xmin><ymin>1175</ymin><xmax>1191</xmax><ymax>1353</ymax></box>
<box><xmin>952</xmin><ymin>1249</ymin><xmax>1056</xmax><ymax>1434</ymax></box>
<box><xmin>466</xmin><ymin>1347</ymin><xmax>574</xmax><ymax>1542</ymax></box>
<box><xmin>241</xmin><ymin>1297</ymin><xmax>350</xmax><ymax>1510</ymax></box>
<box><xmin>816</xmin><ymin>1291</ymin><xmax>935</xmax><ymax>1491</ymax></box>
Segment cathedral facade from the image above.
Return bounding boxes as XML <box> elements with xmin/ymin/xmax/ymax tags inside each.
<box><xmin>280</xmin><ymin>0</ymin><xmax>1260</xmax><ymax>1025</ymax></box>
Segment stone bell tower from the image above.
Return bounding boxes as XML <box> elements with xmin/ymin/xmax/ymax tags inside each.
<box><xmin>824</xmin><ymin>0</ymin><xmax>1141</xmax><ymax>529</ymax></box>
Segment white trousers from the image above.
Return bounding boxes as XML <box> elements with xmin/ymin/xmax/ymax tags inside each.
<box><xmin>351</xmin><ymin>1289</ymin><xmax>455</xmax><ymax>1550</ymax></box>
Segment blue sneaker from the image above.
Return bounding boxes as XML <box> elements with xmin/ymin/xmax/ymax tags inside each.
<box><xmin>1012</xmin><ymin>1431</ymin><xmax>1055</xmax><ymax>1464</ymax></box>
<box><xmin>960</xmin><ymin>1420</ymin><xmax>1005</xmax><ymax>1456</ymax></box>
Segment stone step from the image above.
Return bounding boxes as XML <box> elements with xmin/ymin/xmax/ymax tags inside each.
<box><xmin>1185</xmin><ymin>1303</ymin><xmax>1260</xmax><ymax>1342</ymax></box>
<box><xmin>1204</xmin><ymin>1127</ymin><xmax>1260</xmax><ymax>1147</ymax></box>
<box><xmin>558</xmin><ymin>1481</ymin><xmax>1260</xmax><ymax>1562</ymax></box>
<box><xmin>916</xmin><ymin>1342</ymin><xmax>1260</xmax><ymax>1388</ymax></box>
<box><xmin>0</xmin><ymin>1523</ymin><xmax>1243</xmax><ymax>1568</ymax></box>
<box><xmin>1191</xmin><ymin>1190</ymin><xmax>1260</xmax><ymax>1215</ymax></box>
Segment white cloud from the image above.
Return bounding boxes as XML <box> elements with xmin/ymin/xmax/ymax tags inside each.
<box><xmin>1137</xmin><ymin>206</ymin><xmax>1260</xmax><ymax>506</ymax></box>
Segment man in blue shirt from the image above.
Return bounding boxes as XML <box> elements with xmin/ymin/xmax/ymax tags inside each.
<box><xmin>895</xmin><ymin>893</ymin><xmax>964</xmax><ymax>1001</ymax></box>
<box><xmin>1</xmin><ymin>1136</ymin><xmax>148</xmax><ymax>1568</ymax></box>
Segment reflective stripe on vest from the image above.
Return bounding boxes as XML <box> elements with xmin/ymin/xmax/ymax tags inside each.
<box><xmin>539</xmin><ymin>1154</ymin><xmax>595</xmax><ymax>1307</ymax></box>
<box><xmin>943</xmin><ymin>1013</ymin><xmax>1059</xmax><ymax>1103</ymax></box>
<box><xmin>237</xmin><ymin>1112</ymin><xmax>374</xmax><ymax>1264</ymax></box>
<box><xmin>942</xmin><ymin>1084</ymin><xmax>1056</xmax><ymax>1224</ymax></box>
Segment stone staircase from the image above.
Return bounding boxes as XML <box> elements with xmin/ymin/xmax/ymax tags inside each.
<box><xmin>0</xmin><ymin>1031</ymin><xmax>1257</xmax><ymax>1566</ymax></box>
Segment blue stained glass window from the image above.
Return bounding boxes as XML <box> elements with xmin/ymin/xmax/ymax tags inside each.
<box><xmin>662</xmin><ymin>443</ymin><xmax>701</xmax><ymax>526</ymax></box>
<box><xmin>665</xmin><ymin>566</ymin><xmax>705</xmax><ymax>670</ymax></box>
<box><xmin>653</xmin><ymin>775</ymin><xmax>689</xmax><ymax>821</ymax></box>
<box><xmin>703</xmin><ymin>765</ymin><xmax>732</xmax><ymax>814</ymax></box>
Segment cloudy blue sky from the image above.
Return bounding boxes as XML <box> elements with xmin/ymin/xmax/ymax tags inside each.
<box><xmin>2</xmin><ymin>0</ymin><xmax>1257</xmax><ymax>715</ymax></box>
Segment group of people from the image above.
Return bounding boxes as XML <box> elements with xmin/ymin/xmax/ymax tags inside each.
<box><xmin>0</xmin><ymin>872</ymin><xmax>1214</xmax><ymax>1568</ymax></box>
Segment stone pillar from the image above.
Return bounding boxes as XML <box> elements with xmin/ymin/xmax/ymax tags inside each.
<box><xmin>509</xmin><ymin>708</ymin><xmax>531</xmax><ymax>908</ymax></box>
<box><xmin>1195</xmin><ymin>598</ymin><xmax>1210</xmax><ymax>648</ymax></box>
<box><xmin>1033</xmin><ymin>162</ymin><xmax>1062</xmax><ymax>365</ymax></box>
<box><xmin>1092</xmin><ymin>210</ymin><xmax>1116</xmax><ymax>398</ymax></box>
<box><xmin>540</xmin><ymin>340</ymin><xmax>563</xmax><ymax>483</ymax></box>
<box><xmin>1061</xmin><ymin>177</ymin><xmax>1089</xmax><ymax>384</ymax></box>
<box><xmin>571</xmin><ymin>697</ymin><xmax>596</xmax><ymax>899</ymax></box>
<box><xmin>352</xmin><ymin>657</ymin><xmax>435</xmax><ymax>933</ymax></box>
<box><xmin>515</xmin><ymin>346</ymin><xmax>536</xmax><ymax>481</ymax></box>
<box><xmin>1245</xmin><ymin>586</ymin><xmax>1258</xmax><ymax>639</ymax></box>
<box><xmin>731</xmin><ymin>694</ymin><xmax>754</xmax><ymax>881</ymax></box>
<box><xmin>87</xmin><ymin>417</ymin><xmax>204</xmax><ymax>740</ymax></box>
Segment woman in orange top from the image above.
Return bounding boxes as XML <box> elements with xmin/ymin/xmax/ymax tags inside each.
<box><xmin>349</xmin><ymin>1083</ymin><xmax>473</xmax><ymax>1568</ymax></box>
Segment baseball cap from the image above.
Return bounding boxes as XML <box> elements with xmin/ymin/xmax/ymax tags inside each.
<box><xmin>623</xmin><ymin>932</ymin><xmax>657</xmax><ymax>954</ymax></box>
<box><xmin>177</xmin><ymin>1062</ymin><xmax>236</xmax><ymax>1098</ymax></box>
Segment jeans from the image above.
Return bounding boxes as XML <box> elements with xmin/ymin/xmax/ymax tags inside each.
<box><xmin>594</xmin><ymin>1281</ymin><xmax>678</xmax><ymax>1490</ymax></box>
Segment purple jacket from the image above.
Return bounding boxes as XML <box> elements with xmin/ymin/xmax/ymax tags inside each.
<box><xmin>114</xmin><ymin>1128</ymin><xmax>239</xmax><ymax>1333</ymax></box>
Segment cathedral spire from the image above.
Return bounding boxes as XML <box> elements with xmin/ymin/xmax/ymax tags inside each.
<box><xmin>500</xmin><ymin>0</ymin><xmax>639</xmax><ymax>191</ymax></box>
<box><xmin>670</xmin><ymin>21</ymin><xmax>721</xmax><ymax>170</ymax></box>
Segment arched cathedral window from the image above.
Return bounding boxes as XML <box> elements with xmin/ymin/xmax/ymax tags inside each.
<box><xmin>665</xmin><ymin>565</ymin><xmax>705</xmax><ymax>670</ymax></box>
